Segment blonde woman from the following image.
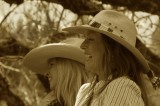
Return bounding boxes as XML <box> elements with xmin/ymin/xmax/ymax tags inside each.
<box><xmin>23</xmin><ymin>38</ymin><xmax>89</xmax><ymax>106</ymax></box>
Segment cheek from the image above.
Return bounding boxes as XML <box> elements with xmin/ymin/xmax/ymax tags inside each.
<box><xmin>50</xmin><ymin>72</ymin><xmax>58</xmax><ymax>82</ymax></box>
<box><xmin>49</xmin><ymin>76</ymin><xmax>58</xmax><ymax>90</ymax></box>
<box><xmin>96</xmin><ymin>48</ymin><xmax>105</xmax><ymax>65</ymax></box>
<box><xmin>92</xmin><ymin>52</ymin><xmax>104</xmax><ymax>70</ymax></box>
<box><xmin>49</xmin><ymin>71</ymin><xmax>59</xmax><ymax>89</ymax></box>
<box><xmin>93</xmin><ymin>51</ymin><xmax>104</xmax><ymax>65</ymax></box>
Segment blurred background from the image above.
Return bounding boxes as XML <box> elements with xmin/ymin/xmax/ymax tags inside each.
<box><xmin>0</xmin><ymin>0</ymin><xmax>160</xmax><ymax>106</ymax></box>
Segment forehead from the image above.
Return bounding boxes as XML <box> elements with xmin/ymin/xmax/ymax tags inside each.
<box><xmin>86</xmin><ymin>30</ymin><xmax>101</xmax><ymax>37</ymax></box>
<box><xmin>86</xmin><ymin>30</ymin><xmax>101</xmax><ymax>36</ymax></box>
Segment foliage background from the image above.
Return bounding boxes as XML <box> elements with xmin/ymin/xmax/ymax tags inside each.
<box><xmin>0</xmin><ymin>0</ymin><xmax>160</xmax><ymax>106</ymax></box>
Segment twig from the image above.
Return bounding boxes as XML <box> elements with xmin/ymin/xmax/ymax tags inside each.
<box><xmin>57</xmin><ymin>8</ymin><xmax>65</xmax><ymax>30</ymax></box>
<box><xmin>0</xmin><ymin>5</ymin><xmax>18</xmax><ymax>27</ymax></box>
<box><xmin>0</xmin><ymin>61</ymin><xmax>20</xmax><ymax>72</ymax></box>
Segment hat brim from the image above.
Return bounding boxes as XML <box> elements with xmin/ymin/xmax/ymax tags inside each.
<box><xmin>23</xmin><ymin>43</ymin><xmax>85</xmax><ymax>75</ymax></box>
<box><xmin>63</xmin><ymin>25</ymin><xmax>150</xmax><ymax>73</ymax></box>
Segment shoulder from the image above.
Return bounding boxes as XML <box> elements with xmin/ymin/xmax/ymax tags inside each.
<box><xmin>107</xmin><ymin>76</ymin><xmax>141</xmax><ymax>94</ymax></box>
<box><xmin>101</xmin><ymin>77</ymin><xmax>144</xmax><ymax>105</ymax></box>
<box><xmin>110</xmin><ymin>76</ymin><xmax>136</xmax><ymax>84</ymax></box>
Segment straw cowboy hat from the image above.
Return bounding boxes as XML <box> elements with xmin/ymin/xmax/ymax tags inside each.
<box><xmin>23</xmin><ymin>37</ymin><xmax>85</xmax><ymax>74</ymax></box>
<box><xmin>63</xmin><ymin>10</ymin><xmax>151</xmax><ymax>74</ymax></box>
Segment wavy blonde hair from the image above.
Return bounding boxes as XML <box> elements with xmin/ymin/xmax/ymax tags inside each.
<box><xmin>48</xmin><ymin>57</ymin><xmax>89</xmax><ymax>106</ymax></box>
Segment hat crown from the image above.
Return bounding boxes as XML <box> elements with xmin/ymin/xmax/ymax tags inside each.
<box><xmin>91</xmin><ymin>10</ymin><xmax>138</xmax><ymax>46</ymax></box>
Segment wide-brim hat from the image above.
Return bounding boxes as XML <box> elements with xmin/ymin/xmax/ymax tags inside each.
<box><xmin>23</xmin><ymin>38</ymin><xmax>85</xmax><ymax>75</ymax></box>
<box><xmin>63</xmin><ymin>10</ymin><xmax>150</xmax><ymax>73</ymax></box>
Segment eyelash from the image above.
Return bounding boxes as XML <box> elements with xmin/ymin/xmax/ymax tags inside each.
<box><xmin>87</xmin><ymin>38</ymin><xmax>93</xmax><ymax>41</ymax></box>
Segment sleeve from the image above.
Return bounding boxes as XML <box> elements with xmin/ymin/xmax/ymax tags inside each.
<box><xmin>75</xmin><ymin>83</ymin><xmax>91</xmax><ymax>106</ymax></box>
<box><xmin>102</xmin><ymin>77</ymin><xmax>145</xmax><ymax>106</ymax></box>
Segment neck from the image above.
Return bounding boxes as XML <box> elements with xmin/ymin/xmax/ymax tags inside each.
<box><xmin>96</xmin><ymin>68</ymin><xmax>112</xmax><ymax>81</ymax></box>
<box><xmin>93</xmin><ymin>69</ymin><xmax>106</xmax><ymax>81</ymax></box>
<box><xmin>90</xmin><ymin>67</ymin><xmax>107</xmax><ymax>81</ymax></box>
<box><xmin>98</xmin><ymin>72</ymin><xmax>106</xmax><ymax>80</ymax></box>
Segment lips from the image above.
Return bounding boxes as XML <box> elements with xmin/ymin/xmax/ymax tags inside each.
<box><xmin>85</xmin><ymin>54</ymin><xmax>92</xmax><ymax>61</ymax></box>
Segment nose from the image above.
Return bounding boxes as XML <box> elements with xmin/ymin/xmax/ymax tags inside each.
<box><xmin>80</xmin><ymin>39</ymin><xmax>87</xmax><ymax>50</ymax></box>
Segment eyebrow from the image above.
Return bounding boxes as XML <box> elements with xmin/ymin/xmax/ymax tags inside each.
<box><xmin>86</xmin><ymin>33</ymin><xmax>94</xmax><ymax>38</ymax></box>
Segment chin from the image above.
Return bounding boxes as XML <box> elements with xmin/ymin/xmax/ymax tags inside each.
<box><xmin>85</xmin><ymin>64</ymin><xmax>93</xmax><ymax>72</ymax></box>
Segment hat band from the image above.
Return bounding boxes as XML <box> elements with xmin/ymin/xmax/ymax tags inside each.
<box><xmin>88</xmin><ymin>20</ymin><xmax>128</xmax><ymax>41</ymax></box>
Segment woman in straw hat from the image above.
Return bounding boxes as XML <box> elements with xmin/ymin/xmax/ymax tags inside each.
<box><xmin>63</xmin><ymin>10</ymin><xmax>160</xmax><ymax>106</ymax></box>
<box><xmin>23</xmin><ymin>37</ymin><xmax>89</xmax><ymax>106</ymax></box>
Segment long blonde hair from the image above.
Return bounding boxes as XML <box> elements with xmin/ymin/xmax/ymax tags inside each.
<box><xmin>49</xmin><ymin>57</ymin><xmax>88</xmax><ymax>106</ymax></box>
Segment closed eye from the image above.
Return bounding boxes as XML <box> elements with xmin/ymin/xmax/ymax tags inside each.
<box><xmin>88</xmin><ymin>38</ymin><xmax>94</xmax><ymax>40</ymax></box>
<box><xmin>48</xmin><ymin>59</ymin><xmax>56</xmax><ymax>67</ymax></box>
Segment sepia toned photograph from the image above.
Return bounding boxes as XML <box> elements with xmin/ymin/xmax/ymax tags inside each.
<box><xmin>0</xmin><ymin>0</ymin><xmax>160</xmax><ymax>106</ymax></box>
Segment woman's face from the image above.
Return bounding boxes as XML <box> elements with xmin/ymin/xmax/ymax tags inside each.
<box><xmin>80</xmin><ymin>31</ymin><xmax>105</xmax><ymax>75</ymax></box>
<box><xmin>46</xmin><ymin>60</ymin><xmax>58</xmax><ymax>90</ymax></box>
